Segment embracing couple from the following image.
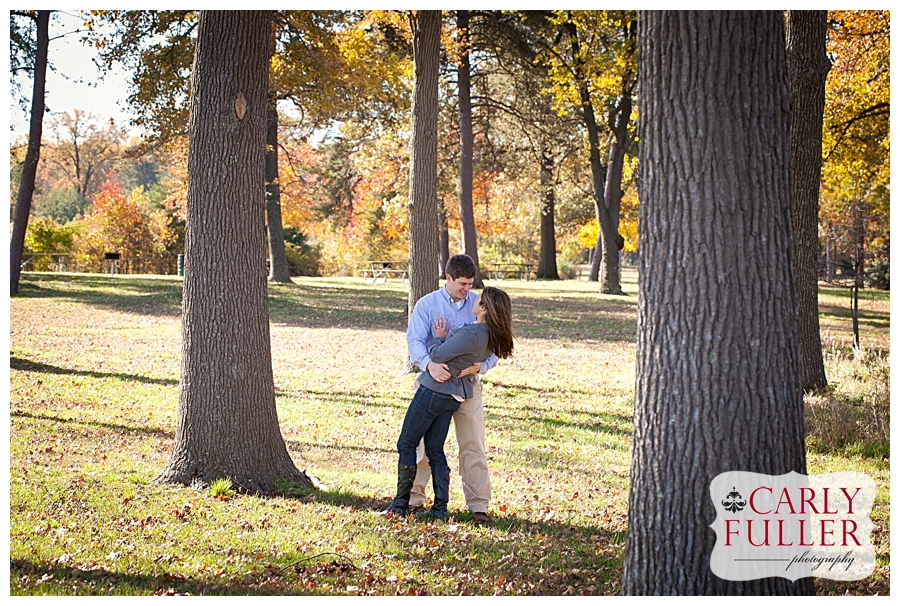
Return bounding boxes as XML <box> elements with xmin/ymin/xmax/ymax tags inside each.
<box><xmin>383</xmin><ymin>254</ymin><xmax>514</xmax><ymax>523</ymax></box>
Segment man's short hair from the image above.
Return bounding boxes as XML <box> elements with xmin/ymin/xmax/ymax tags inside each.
<box><xmin>445</xmin><ymin>254</ymin><xmax>476</xmax><ymax>280</ymax></box>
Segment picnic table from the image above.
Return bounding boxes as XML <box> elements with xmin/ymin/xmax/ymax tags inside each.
<box><xmin>20</xmin><ymin>252</ymin><xmax>71</xmax><ymax>272</ymax></box>
<box><xmin>485</xmin><ymin>262</ymin><xmax>536</xmax><ymax>281</ymax></box>
<box><xmin>359</xmin><ymin>260</ymin><xmax>409</xmax><ymax>283</ymax></box>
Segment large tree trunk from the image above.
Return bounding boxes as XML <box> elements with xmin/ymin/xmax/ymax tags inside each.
<box><xmin>405</xmin><ymin>10</ymin><xmax>441</xmax><ymax>372</ymax></box>
<box><xmin>536</xmin><ymin>148</ymin><xmax>559</xmax><ymax>279</ymax></box>
<box><xmin>786</xmin><ymin>10</ymin><xmax>829</xmax><ymax>391</ymax></box>
<box><xmin>10</xmin><ymin>10</ymin><xmax>50</xmax><ymax>296</ymax></box>
<box><xmin>157</xmin><ymin>10</ymin><xmax>310</xmax><ymax>493</ymax></box>
<box><xmin>624</xmin><ymin>11</ymin><xmax>812</xmax><ymax>595</ymax></box>
<box><xmin>457</xmin><ymin>10</ymin><xmax>483</xmax><ymax>288</ymax></box>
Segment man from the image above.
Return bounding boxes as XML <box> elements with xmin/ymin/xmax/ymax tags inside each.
<box><xmin>406</xmin><ymin>254</ymin><xmax>497</xmax><ymax>523</ymax></box>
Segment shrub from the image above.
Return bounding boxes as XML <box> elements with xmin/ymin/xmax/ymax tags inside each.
<box><xmin>805</xmin><ymin>349</ymin><xmax>890</xmax><ymax>458</ymax></box>
<box><xmin>70</xmin><ymin>181</ymin><xmax>170</xmax><ymax>274</ymax></box>
<box><xmin>283</xmin><ymin>228</ymin><xmax>322</xmax><ymax>276</ymax></box>
<box><xmin>24</xmin><ymin>216</ymin><xmax>76</xmax><ymax>254</ymax></box>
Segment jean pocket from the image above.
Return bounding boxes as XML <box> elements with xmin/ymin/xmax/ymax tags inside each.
<box><xmin>427</xmin><ymin>391</ymin><xmax>457</xmax><ymax>415</ymax></box>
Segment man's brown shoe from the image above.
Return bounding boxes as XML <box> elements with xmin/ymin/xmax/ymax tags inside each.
<box><xmin>472</xmin><ymin>512</ymin><xmax>490</xmax><ymax>524</ymax></box>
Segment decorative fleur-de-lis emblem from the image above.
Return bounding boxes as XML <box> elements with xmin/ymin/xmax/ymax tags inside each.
<box><xmin>722</xmin><ymin>487</ymin><xmax>746</xmax><ymax>513</ymax></box>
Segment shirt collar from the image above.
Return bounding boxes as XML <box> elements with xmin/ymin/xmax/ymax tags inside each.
<box><xmin>443</xmin><ymin>287</ymin><xmax>468</xmax><ymax>308</ymax></box>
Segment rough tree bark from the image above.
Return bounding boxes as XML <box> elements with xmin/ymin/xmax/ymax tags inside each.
<box><xmin>156</xmin><ymin>10</ymin><xmax>311</xmax><ymax>492</ymax></box>
<box><xmin>535</xmin><ymin>148</ymin><xmax>560</xmax><ymax>279</ymax></box>
<box><xmin>407</xmin><ymin>10</ymin><xmax>441</xmax><ymax>280</ymax></box>
<box><xmin>405</xmin><ymin>9</ymin><xmax>441</xmax><ymax>372</ymax></box>
<box><xmin>457</xmin><ymin>10</ymin><xmax>483</xmax><ymax>288</ymax></box>
<box><xmin>10</xmin><ymin>10</ymin><xmax>50</xmax><ymax>296</ymax></box>
<box><xmin>786</xmin><ymin>10</ymin><xmax>830</xmax><ymax>391</ymax></box>
<box><xmin>624</xmin><ymin>11</ymin><xmax>813</xmax><ymax>595</ymax></box>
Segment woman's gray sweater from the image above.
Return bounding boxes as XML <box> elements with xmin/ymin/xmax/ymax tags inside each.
<box><xmin>417</xmin><ymin>323</ymin><xmax>490</xmax><ymax>400</ymax></box>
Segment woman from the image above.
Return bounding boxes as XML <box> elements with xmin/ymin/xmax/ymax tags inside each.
<box><xmin>384</xmin><ymin>287</ymin><xmax>515</xmax><ymax>519</ymax></box>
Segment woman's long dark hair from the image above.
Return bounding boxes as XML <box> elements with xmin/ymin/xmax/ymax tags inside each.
<box><xmin>480</xmin><ymin>286</ymin><xmax>514</xmax><ymax>359</ymax></box>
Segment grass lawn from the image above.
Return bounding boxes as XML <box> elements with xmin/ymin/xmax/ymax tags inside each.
<box><xmin>8</xmin><ymin>270</ymin><xmax>889</xmax><ymax>595</ymax></box>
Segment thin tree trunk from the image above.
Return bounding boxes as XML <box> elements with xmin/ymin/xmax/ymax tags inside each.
<box><xmin>825</xmin><ymin>225</ymin><xmax>834</xmax><ymax>280</ymax></box>
<box><xmin>457</xmin><ymin>10</ymin><xmax>483</xmax><ymax>288</ymax></box>
<box><xmin>589</xmin><ymin>228</ymin><xmax>603</xmax><ymax>282</ymax></box>
<box><xmin>598</xmin><ymin>148</ymin><xmax>622</xmax><ymax>291</ymax></box>
<box><xmin>157</xmin><ymin>10</ymin><xmax>310</xmax><ymax>492</ymax></box>
<box><xmin>536</xmin><ymin>148</ymin><xmax>559</xmax><ymax>279</ymax></box>
<box><xmin>439</xmin><ymin>202</ymin><xmax>450</xmax><ymax>277</ymax></box>
<box><xmin>598</xmin><ymin>91</ymin><xmax>631</xmax><ymax>295</ymax></box>
<box><xmin>624</xmin><ymin>11</ymin><xmax>812</xmax><ymax>595</ymax></box>
<box><xmin>786</xmin><ymin>10</ymin><xmax>829</xmax><ymax>391</ymax></box>
<box><xmin>405</xmin><ymin>9</ymin><xmax>441</xmax><ymax>372</ymax></box>
<box><xmin>566</xmin><ymin>20</ymin><xmax>608</xmax><ymax>285</ymax></box>
<box><xmin>265</xmin><ymin>22</ymin><xmax>291</xmax><ymax>283</ymax></box>
<box><xmin>852</xmin><ymin>200</ymin><xmax>864</xmax><ymax>351</ymax></box>
<box><xmin>10</xmin><ymin>10</ymin><xmax>50</xmax><ymax>295</ymax></box>
<box><xmin>570</xmin><ymin>18</ymin><xmax>632</xmax><ymax>295</ymax></box>
<box><xmin>266</xmin><ymin>89</ymin><xmax>292</xmax><ymax>283</ymax></box>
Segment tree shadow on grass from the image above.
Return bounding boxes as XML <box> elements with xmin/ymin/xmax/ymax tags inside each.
<box><xmin>17</xmin><ymin>274</ymin><xmax>640</xmax><ymax>345</ymax></box>
<box><xmin>819</xmin><ymin>285</ymin><xmax>890</xmax><ymax>301</ymax></box>
<box><xmin>292</xmin><ymin>484</ymin><xmax>629</xmax><ymax>541</ymax></box>
<box><xmin>818</xmin><ymin>303</ymin><xmax>891</xmax><ymax>328</ymax></box>
<box><xmin>10</xmin><ymin>355</ymin><xmax>178</xmax><ymax>387</ymax></box>
<box><xmin>267</xmin><ymin>282</ymin><xmax>409</xmax><ymax>331</ymax></box>
<box><xmin>511</xmin><ymin>296</ymin><xmax>637</xmax><ymax>342</ymax></box>
<box><xmin>487</xmin><ymin>409</ymin><xmax>633</xmax><ymax>442</ymax></box>
<box><xmin>16</xmin><ymin>273</ymin><xmax>184</xmax><ymax>317</ymax></box>
<box><xmin>272</xmin><ymin>282</ymin><xmax>638</xmax><ymax>343</ymax></box>
<box><xmin>11</xmin><ymin>410</ymin><xmax>174</xmax><ymax>440</ymax></box>
<box><xmin>9</xmin><ymin>557</ymin><xmax>316</xmax><ymax>596</ymax></box>
<box><xmin>277</xmin><ymin>387</ymin><xmax>407</xmax><ymax>409</ymax></box>
<box><xmin>483</xmin><ymin>380</ymin><xmax>622</xmax><ymax>398</ymax></box>
<box><xmin>11</xmin><ymin>510</ymin><xmax>629</xmax><ymax>595</ymax></box>
<box><xmin>285</xmin><ymin>440</ymin><xmax>395</xmax><ymax>457</ymax></box>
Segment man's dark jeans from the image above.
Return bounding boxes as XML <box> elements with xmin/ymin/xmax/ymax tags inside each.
<box><xmin>397</xmin><ymin>385</ymin><xmax>461</xmax><ymax>477</ymax></box>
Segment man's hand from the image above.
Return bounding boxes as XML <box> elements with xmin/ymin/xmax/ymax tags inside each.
<box><xmin>457</xmin><ymin>362</ymin><xmax>481</xmax><ymax>378</ymax></box>
<box><xmin>427</xmin><ymin>361</ymin><xmax>451</xmax><ymax>383</ymax></box>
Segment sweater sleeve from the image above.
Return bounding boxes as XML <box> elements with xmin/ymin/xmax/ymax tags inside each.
<box><xmin>427</xmin><ymin>327</ymin><xmax>479</xmax><ymax>364</ymax></box>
